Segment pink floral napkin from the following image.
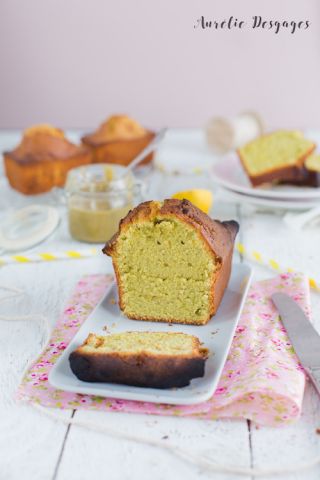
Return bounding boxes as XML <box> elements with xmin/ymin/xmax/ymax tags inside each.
<box><xmin>16</xmin><ymin>272</ymin><xmax>310</xmax><ymax>427</ymax></box>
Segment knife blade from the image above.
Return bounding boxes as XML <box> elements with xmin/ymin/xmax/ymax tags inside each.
<box><xmin>271</xmin><ymin>292</ymin><xmax>320</xmax><ymax>395</ymax></box>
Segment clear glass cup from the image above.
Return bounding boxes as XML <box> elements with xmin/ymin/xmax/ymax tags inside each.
<box><xmin>65</xmin><ymin>163</ymin><xmax>145</xmax><ymax>243</ymax></box>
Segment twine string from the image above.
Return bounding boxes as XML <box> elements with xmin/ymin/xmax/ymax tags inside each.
<box><xmin>1</xmin><ymin>284</ymin><xmax>320</xmax><ymax>477</ymax></box>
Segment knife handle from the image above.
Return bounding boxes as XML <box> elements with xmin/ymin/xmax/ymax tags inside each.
<box><xmin>306</xmin><ymin>367</ymin><xmax>320</xmax><ymax>395</ymax></box>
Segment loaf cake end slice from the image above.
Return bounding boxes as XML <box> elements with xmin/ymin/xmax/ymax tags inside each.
<box><xmin>69</xmin><ymin>331</ymin><xmax>208</xmax><ymax>388</ymax></box>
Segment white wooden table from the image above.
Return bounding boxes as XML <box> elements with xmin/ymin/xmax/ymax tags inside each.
<box><xmin>1</xmin><ymin>131</ymin><xmax>320</xmax><ymax>480</ymax></box>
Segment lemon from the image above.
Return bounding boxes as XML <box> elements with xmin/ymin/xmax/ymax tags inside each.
<box><xmin>172</xmin><ymin>189</ymin><xmax>213</xmax><ymax>214</ymax></box>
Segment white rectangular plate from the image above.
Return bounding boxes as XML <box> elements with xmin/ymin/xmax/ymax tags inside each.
<box><xmin>49</xmin><ymin>263</ymin><xmax>252</xmax><ymax>405</ymax></box>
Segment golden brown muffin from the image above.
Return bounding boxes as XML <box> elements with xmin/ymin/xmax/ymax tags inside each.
<box><xmin>3</xmin><ymin>124</ymin><xmax>92</xmax><ymax>195</ymax></box>
<box><xmin>103</xmin><ymin>199</ymin><xmax>239</xmax><ymax>325</ymax></box>
<box><xmin>69</xmin><ymin>332</ymin><xmax>208</xmax><ymax>388</ymax></box>
<box><xmin>82</xmin><ymin>115</ymin><xmax>155</xmax><ymax>166</ymax></box>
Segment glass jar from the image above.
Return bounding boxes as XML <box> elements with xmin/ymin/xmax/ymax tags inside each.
<box><xmin>65</xmin><ymin>163</ymin><xmax>145</xmax><ymax>243</ymax></box>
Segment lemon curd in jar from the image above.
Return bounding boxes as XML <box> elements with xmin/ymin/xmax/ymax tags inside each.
<box><xmin>66</xmin><ymin>164</ymin><xmax>142</xmax><ymax>243</ymax></box>
<box><xmin>68</xmin><ymin>200</ymin><xmax>131</xmax><ymax>243</ymax></box>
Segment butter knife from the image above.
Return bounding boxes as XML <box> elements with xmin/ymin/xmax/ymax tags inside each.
<box><xmin>272</xmin><ymin>292</ymin><xmax>320</xmax><ymax>395</ymax></box>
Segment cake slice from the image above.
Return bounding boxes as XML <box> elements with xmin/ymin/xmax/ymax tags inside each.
<box><xmin>304</xmin><ymin>154</ymin><xmax>320</xmax><ymax>187</ymax></box>
<box><xmin>103</xmin><ymin>199</ymin><xmax>239</xmax><ymax>325</ymax></box>
<box><xmin>69</xmin><ymin>332</ymin><xmax>208</xmax><ymax>388</ymax></box>
<box><xmin>277</xmin><ymin>153</ymin><xmax>320</xmax><ymax>188</ymax></box>
<box><xmin>238</xmin><ymin>130</ymin><xmax>316</xmax><ymax>187</ymax></box>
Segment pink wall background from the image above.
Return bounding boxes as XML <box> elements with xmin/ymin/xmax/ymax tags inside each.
<box><xmin>0</xmin><ymin>0</ymin><xmax>319</xmax><ymax>130</ymax></box>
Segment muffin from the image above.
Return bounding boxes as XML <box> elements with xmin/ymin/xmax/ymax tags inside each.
<box><xmin>82</xmin><ymin>115</ymin><xmax>155</xmax><ymax>166</ymax></box>
<box><xmin>4</xmin><ymin>124</ymin><xmax>92</xmax><ymax>194</ymax></box>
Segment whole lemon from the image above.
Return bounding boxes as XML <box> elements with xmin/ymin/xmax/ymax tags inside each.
<box><xmin>172</xmin><ymin>189</ymin><xmax>213</xmax><ymax>214</ymax></box>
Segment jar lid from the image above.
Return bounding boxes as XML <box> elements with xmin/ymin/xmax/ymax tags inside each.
<box><xmin>0</xmin><ymin>205</ymin><xmax>60</xmax><ymax>253</ymax></box>
<box><xmin>65</xmin><ymin>163</ymin><xmax>134</xmax><ymax>195</ymax></box>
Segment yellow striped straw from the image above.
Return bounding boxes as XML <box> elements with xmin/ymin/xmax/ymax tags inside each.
<box><xmin>3</xmin><ymin>243</ymin><xmax>319</xmax><ymax>294</ymax></box>
<box><xmin>236</xmin><ymin>242</ymin><xmax>320</xmax><ymax>293</ymax></box>
<box><xmin>0</xmin><ymin>248</ymin><xmax>100</xmax><ymax>266</ymax></box>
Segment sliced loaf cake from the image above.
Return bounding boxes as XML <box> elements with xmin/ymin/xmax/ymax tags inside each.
<box><xmin>103</xmin><ymin>199</ymin><xmax>239</xmax><ymax>325</ymax></box>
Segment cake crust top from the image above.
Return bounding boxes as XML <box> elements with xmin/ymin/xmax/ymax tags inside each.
<box><xmin>103</xmin><ymin>198</ymin><xmax>239</xmax><ymax>263</ymax></box>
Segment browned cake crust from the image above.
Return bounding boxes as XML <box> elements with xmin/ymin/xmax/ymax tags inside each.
<box><xmin>69</xmin><ymin>333</ymin><xmax>208</xmax><ymax>388</ymax></box>
<box><xmin>4</xmin><ymin>131</ymin><xmax>92</xmax><ymax>195</ymax></box>
<box><xmin>103</xmin><ymin>199</ymin><xmax>239</xmax><ymax>324</ymax></box>
<box><xmin>278</xmin><ymin>171</ymin><xmax>319</xmax><ymax>187</ymax></box>
<box><xmin>82</xmin><ymin>130</ymin><xmax>155</xmax><ymax>166</ymax></box>
<box><xmin>278</xmin><ymin>165</ymin><xmax>320</xmax><ymax>188</ymax></box>
<box><xmin>238</xmin><ymin>145</ymin><xmax>316</xmax><ymax>187</ymax></box>
<box><xmin>304</xmin><ymin>171</ymin><xmax>320</xmax><ymax>188</ymax></box>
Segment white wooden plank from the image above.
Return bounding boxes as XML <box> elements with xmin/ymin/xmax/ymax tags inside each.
<box><xmin>249</xmin><ymin>384</ymin><xmax>320</xmax><ymax>480</ymax></box>
<box><xmin>56</xmin><ymin>410</ymin><xmax>252</xmax><ymax>480</ymax></box>
<box><xmin>0</xmin><ymin>257</ymin><xmax>110</xmax><ymax>480</ymax></box>
<box><xmin>237</xmin><ymin>209</ymin><xmax>320</xmax><ymax>281</ymax></box>
<box><xmin>240</xmin><ymin>207</ymin><xmax>320</xmax><ymax>480</ymax></box>
<box><xmin>0</xmin><ymin>404</ymin><xmax>71</xmax><ymax>480</ymax></box>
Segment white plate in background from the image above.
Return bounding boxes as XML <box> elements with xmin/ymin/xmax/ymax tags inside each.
<box><xmin>49</xmin><ymin>263</ymin><xmax>252</xmax><ymax>405</ymax></box>
<box><xmin>216</xmin><ymin>188</ymin><xmax>320</xmax><ymax>211</ymax></box>
<box><xmin>211</xmin><ymin>153</ymin><xmax>320</xmax><ymax>201</ymax></box>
